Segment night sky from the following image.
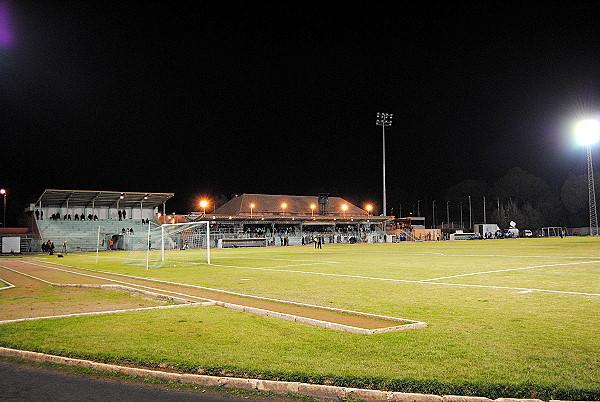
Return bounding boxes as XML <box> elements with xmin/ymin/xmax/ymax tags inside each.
<box><xmin>1</xmin><ymin>1</ymin><xmax>599</xmax><ymax>225</ymax></box>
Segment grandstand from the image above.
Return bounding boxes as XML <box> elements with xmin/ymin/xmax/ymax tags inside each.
<box><xmin>7</xmin><ymin>189</ymin><xmax>599</xmax><ymax>254</ymax></box>
<box><xmin>187</xmin><ymin>193</ymin><xmax>391</xmax><ymax>246</ymax></box>
<box><xmin>20</xmin><ymin>190</ymin><xmax>395</xmax><ymax>253</ymax></box>
<box><xmin>27</xmin><ymin>189</ymin><xmax>173</xmax><ymax>252</ymax></box>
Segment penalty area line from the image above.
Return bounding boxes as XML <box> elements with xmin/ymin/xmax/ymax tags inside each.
<box><xmin>421</xmin><ymin>259</ymin><xmax>600</xmax><ymax>282</ymax></box>
<box><xmin>207</xmin><ymin>263</ymin><xmax>600</xmax><ymax>297</ymax></box>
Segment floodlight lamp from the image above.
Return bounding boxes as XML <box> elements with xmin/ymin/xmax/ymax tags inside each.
<box><xmin>341</xmin><ymin>204</ymin><xmax>348</xmax><ymax>211</ymax></box>
<box><xmin>250</xmin><ymin>203</ymin><xmax>255</xmax><ymax>208</ymax></box>
<box><xmin>0</xmin><ymin>189</ymin><xmax>5</xmax><ymax>195</ymax></box>
<box><xmin>575</xmin><ymin>119</ymin><xmax>600</xmax><ymax>146</ymax></box>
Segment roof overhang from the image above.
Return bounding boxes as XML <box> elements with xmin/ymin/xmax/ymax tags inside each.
<box><xmin>35</xmin><ymin>189</ymin><xmax>174</xmax><ymax>209</ymax></box>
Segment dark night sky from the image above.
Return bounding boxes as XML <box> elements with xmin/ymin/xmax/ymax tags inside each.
<box><xmin>1</xmin><ymin>1</ymin><xmax>600</xmax><ymax>224</ymax></box>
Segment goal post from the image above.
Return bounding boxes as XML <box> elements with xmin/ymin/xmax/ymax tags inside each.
<box><xmin>160</xmin><ymin>221</ymin><xmax>210</xmax><ymax>265</ymax></box>
<box><xmin>123</xmin><ymin>221</ymin><xmax>211</xmax><ymax>268</ymax></box>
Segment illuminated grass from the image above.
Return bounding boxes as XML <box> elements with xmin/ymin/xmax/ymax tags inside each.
<box><xmin>1</xmin><ymin>237</ymin><xmax>599</xmax><ymax>400</ymax></box>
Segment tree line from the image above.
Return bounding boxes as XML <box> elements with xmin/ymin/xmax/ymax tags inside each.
<box><xmin>401</xmin><ymin>167</ymin><xmax>594</xmax><ymax>230</ymax></box>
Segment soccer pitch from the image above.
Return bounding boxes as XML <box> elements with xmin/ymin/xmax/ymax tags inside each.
<box><xmin>1</xmin><ymin>237</ymin><xmax>599</xmax><ymax>399</ymax></box>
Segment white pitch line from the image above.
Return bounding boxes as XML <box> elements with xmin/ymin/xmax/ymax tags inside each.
<box><xmin>420</xmin><ymin>281</ymin><xmax>600</xmax><ymax>296</ymax></box>
<box><xmin>206</xmin><ymin>263</ymin><xmax>600</xmax><ymax>296</ymax></box>
<box><xmin>420</xmin><ymin>260</ymin><xmax>600</xmax><ymax>282</ymax></box>
<box><xmin>320</xmin><ymin>250</ymin><xmax>600</xmax><ymax>259</ymax></box>
<box><xmin>12</xmin><ymin>261</ymin><xmax>210</xmax><ymax>303</ymax></box>
<box><xmin>50</xmin><ymin>254</ymin><xmax>600</xmax><ymax>297</ymax></box>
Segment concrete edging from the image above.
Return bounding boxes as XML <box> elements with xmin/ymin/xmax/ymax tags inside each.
<box><xmin>10</xmin><ymin>260</ymin><xmax>428</xmax><ymax>334</ymax></box>
<box><xmin>0</xmin><ymin>347</ymin><xmax>550</xmax><ymax>402</ymax></box>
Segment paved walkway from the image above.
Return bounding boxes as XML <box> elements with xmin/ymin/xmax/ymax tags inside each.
<box><xmin>0</xmin><ymin>357</ymin><xmax>295</xmax><ymax>402</ymax></box>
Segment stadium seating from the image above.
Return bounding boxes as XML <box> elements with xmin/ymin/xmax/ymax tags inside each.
<box><xmin>36</xmin><ymin>219</ymin><xmax>152</xmax><ymax>252</ymax></box>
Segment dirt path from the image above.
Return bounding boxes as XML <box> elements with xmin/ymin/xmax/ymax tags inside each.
<box><xmin>0</xmin><ymin>265</ymin><xmax>175</xmax><ymax>321</ymax></box>
<box><xmin>0</xmin><ymin>258</ymin><xmax>416</xmax><ymax>331</ymax></box>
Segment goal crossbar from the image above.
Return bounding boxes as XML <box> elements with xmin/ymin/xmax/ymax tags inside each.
<box><xmin>160</xmin><ymin>221</ymin><xmax>210</xmax><ymax>265</ymax></box>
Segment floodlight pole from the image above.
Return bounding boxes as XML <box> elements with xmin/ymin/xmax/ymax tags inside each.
<box><xmin>586</xmin><ymin>146</ymin><xmax>599</xmax><ymax>236</ymax></box>
<box><xmin>483</xmin><ymin>196</ymin><xmax>487</xmax><ymax>224</ymax></box>
<box><xmin>376</xmin><ymin>113</ymin><xmax>393</xmax><ymax>217</ymax></box>
<box><xmin>1</xmin><ymin>189</ymin><xmax>6</xmax><ymax>228</ymax></box>
<box><xmin>468</xmin><ymin>195</ymin><xmax>472</xmax><ymax>230</ymax></box>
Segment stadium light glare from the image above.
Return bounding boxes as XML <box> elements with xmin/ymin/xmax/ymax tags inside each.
<box><xmin>365</xmin><ymin>204</ymin><xmax>373</xmax><ymax>216</ymax></box>
<box><xmin>310</xmin><ymin>203</ymin><xmax>316</xmax><ymax>216</ymax></box>
<box><xmin>342</xmin><ymin>203</ymin><xmax>348</xmax><ymax>217</ymax></box>
<box><xmin>575</xmin><ymin>119</ymin><xmax>600</xmax><ymax>146</ymax></box>
<box><xmin>200</xmin><ymin>200</ymin><xmax>208</xmax><ymax>215</ymax></box>
<box><xmin>281</xmin><ymin>202</ymin><xmax>287</xmax><ymax>215</ymax></box>
<box><xmin>250</xmin><ymin>203</ymin><xmax>255</xmax><ymax>217</ymax></box>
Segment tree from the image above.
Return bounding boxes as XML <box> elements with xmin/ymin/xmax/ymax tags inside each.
<box><xmin>493</xmin><ymin>167</ymin><xmax>549</xmax><ymax>207</ymax></box>
<box><xmin>446</xmin><ymin>179</ymin><xmax>492</xmax><ymax>224</ymax></box>
<box><xmin>560</xmin><ymin>173</ymin><xmax>595</xmax><ymax>227</ymax></box>
<box><xmin>491</xmin><ymin>200</ymin><xmax>525</xmax><ymax>229</ymax></box>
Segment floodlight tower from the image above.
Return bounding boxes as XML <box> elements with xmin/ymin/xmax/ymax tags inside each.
<box><xmin>575</xmin><ymin>119</ymin><xmax>600</xmax><ymax>236</ymax></box>
<box><xmin>376</xmin><ymin>113</ymin><xmax>393</xmax><ymax>216</ymax></box>
<box><xmin>0</xmin><ymin>189</ymin><xmax>5</xmax><ymax>228</ymax></box>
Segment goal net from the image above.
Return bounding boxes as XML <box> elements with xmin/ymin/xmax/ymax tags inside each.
<box><xmin>123</xmin><ymin>221</ymin><xmax>210</xmax><ymax>269</ymax></box>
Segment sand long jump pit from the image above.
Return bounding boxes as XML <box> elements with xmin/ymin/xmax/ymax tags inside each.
<box><xmin>0</xmin><ymin>258</ymin><xmax>426</xmax><ymax>334</ymax></box>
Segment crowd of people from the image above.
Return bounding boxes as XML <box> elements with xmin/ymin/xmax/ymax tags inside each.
<box><xmin>46</xmin><ymin>213</ymin><xmax>100</xmax><ymax>221</ymax></box>
<box><xmin>35</xmin><ymin>209</ymin><xmax>153</xmax><ymax>224</ymax></box>
<box><xmin>41</xmin><ymin>240</ymin><xmax>55</xmax><ymax>254</ymax></box>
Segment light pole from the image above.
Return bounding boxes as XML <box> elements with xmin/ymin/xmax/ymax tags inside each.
<box><xmin>200</xmin><ymin>200</ymin><xmax>208</xmax><ymax>215</ymax></box>
<box><xmin>432</xmin><ymin>200</ymin><xmax>436</xmax><ymax>228</ymax></box>
<box><xmin>0</xmin><ymin>189</ymin><xmax>5</xmax><ymax>228</ymax></box>
<box><xmin>446</xmin><ymin>201</ymin><xmax>450</xmax><ymax>229</ymax></box>
<box><xmin>483</xmin><ymin>196</ymin><xmax>486</xmax><ymax>224</ymax></box>
<box><xmin>250</xmin><ymin>203</ymin><xmax>255</xmax><ymax>218</ymax></box>
<box><xmin>460</xmin><ymin>201</ymin><xmax>464</xmax><ymax>229</ymax></box>
<box><xmin>468</xmin><ymin>195</ymin><xmax>472</xmax><ymax>230</ymax></box>
<box><xmin>310</xmin><ymin>203</ymin><xmax>316</xmax><ymax>217</ymax></box>
<box><xmin>417</xmin><ymin>200</ymin><xmax>420</xmax><ymax>216</ymax></box>
<box><xmin>376</xmin><ymin>113</ymin><xmax>393</xmax><ymax>216</ymax></box>
<box><xmin>575</xmin><ymin>118</ymin><xmax>600</xmax><ymax>236</ymax></box>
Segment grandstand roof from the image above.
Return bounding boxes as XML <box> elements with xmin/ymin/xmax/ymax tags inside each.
<box><xmin>35</xmin><ymin>189</ymin><xmax>174</xmax><ymax>209</ymax></box>
<box><xmin>214</xmin><ymin>194</ymin><xmax>372</xmax><ymax>217</ymax></box>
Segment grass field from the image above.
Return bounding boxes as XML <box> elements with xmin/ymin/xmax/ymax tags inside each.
<box><xmin>0</xmin><ymin>237</ymin><xmax>599</xmax><ymax>400</ymax></box>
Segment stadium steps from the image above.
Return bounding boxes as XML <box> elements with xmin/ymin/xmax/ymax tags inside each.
<box><xmin>36</xmin><ymin>219</ymin><xmax>149</xmax><ymax>252</ymax></box>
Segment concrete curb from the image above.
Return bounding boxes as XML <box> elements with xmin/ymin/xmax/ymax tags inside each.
<box><xmin>0</xmin><ymin>303</ymin><xmax>206</xmax><ymax>325</ymax></box>
<box><xmin>0</xmin><ymin>347</ymin><xmax>554</xmax><ymax>402</ymax></box>
<box><xmin>8</xmin><ymin>259</ymin><xmax>427</xmax><ymax>334</ymax></box>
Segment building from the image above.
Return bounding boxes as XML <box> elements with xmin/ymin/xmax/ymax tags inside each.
<box><xmin>183</xmin><ymin>194</ymin><xmax>392</xmax><ymax>246</ymax></box>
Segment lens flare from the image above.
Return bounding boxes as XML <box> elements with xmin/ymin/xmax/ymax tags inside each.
<box><xmin>0</xmin><ymin>2</ymin><xmax>13</xmax><ymax>47</ymax></box>
<box><xmin>575</xmin><ymin>119</ymin><xmax>600</xmax><ymax>146</ymax></box>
